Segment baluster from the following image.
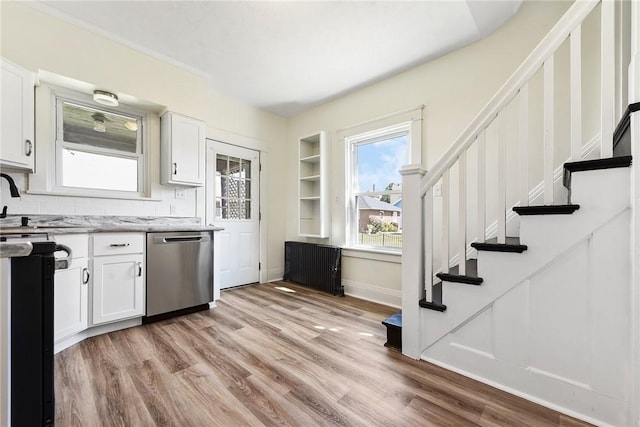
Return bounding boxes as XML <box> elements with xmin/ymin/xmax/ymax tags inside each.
<box><xmin>458</xmin><ymin>152</ymin><xmax>467</xmax><ymax>275</ymax></box>
<box><xmin>543</xmin><ymin>56</ymin><xmax>555</xmax><ymax>205</ymax></box>
<box><xmin>441</xmin><ymin>171</ymin><xmax>450</xmax><ymax>274</ymax></box>
<box><xmin>570</xmin><ymin>25</ymin><xmax>583</xmax><ymax>161</ymax></box>
<box><xmin>477</xmin><ymin>131</ymin><xmax>486</xmax><ymax>242</ymax></box>
<box><xmin>424</xmin><ymin>188</ymin><xmax>433</xmax><ymax>302</ymax></box>
<box><xmin>601</xmin><ymin>0</ymin><xmax>615</xmax><ymax>158</ymax></box>
<box><xmin>519</xmin><ymin>84</ymin><xmax>529</xmax><ymax>207</ymax></box>
<box><xmin>497</xmin><ymin>111</ymin><xmax>507</xmax><ymax>244</ymax></box>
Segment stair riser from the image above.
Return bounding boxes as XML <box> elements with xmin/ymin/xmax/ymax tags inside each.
<box><xmin>569</xmin><ymin>167</ymin><xmax>630</xmax><ymax>207</ymax></box>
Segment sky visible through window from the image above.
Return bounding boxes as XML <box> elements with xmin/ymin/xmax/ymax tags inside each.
<box><xmin>356</xmin><ymin>135</ymin><xmax>407</xmax><ymax>193</ymax></box>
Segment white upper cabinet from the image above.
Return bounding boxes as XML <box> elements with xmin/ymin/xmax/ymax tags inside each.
<box><xmin>160</xmin><ymin>112</ymin><xmax>205</xmax><ymax>186</ymax></box>
<box><xmin>1</xmin><ymin>58</ymin><xmax>35</xmax><ymax>171</ymax></box>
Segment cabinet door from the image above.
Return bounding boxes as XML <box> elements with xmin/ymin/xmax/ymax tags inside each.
<box><xmin>0</xmin><ymin>58</ymin><xmax>34</xmax><ymax>171</ymax></box>
<box><xmin>54</xmin><ymin>258</ymin><xmax>89</xmax><ymax>342</ymax></box>
<box><xmin>162</xmin><ymin>112</ymin><xmax>205</xmax><ymax>186</ymax></box>
<box><xmin>92</xmin><ymin>254</ymin><xmax>144</xmax><ymax>325</ymax></box>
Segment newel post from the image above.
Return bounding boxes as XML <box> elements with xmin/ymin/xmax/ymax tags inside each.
<box><xmin>400</xmin><ymin>164</ymin><xmax>426</xmax><ymax>359</ymax></box>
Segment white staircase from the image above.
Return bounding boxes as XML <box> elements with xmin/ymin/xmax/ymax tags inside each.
<box><xmin>400</xmin><ymin>0</ymin><xmax>638</xmax><ymax>425</ymax></box>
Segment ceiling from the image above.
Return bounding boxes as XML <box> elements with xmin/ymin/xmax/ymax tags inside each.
<box><xmin>33</xmin><ymin>1</ymin><xmax>522</xmax><ymax>118</ymax></box>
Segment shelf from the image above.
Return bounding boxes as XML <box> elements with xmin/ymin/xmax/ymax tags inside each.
<box><xmin>298</xmin><ymin>131</ymin><xmax>328</xmax><ymax>238</ymax></box>
<box><xmin>300</xmin><ymin>154</ymin><xmax>321</xmax><ymax>163</ymax></box>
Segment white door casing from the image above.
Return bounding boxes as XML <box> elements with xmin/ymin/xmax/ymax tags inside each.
<box><xmin>206</xmin><ymin>141</ymin><xmax>260</xmax><ymax>289</ymax></box>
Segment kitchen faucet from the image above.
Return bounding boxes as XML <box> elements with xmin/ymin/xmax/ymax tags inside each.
<box><xmin>0</xmin><ymin>173</ymin><xmax>21</xmax><ymax>219</ymax></box>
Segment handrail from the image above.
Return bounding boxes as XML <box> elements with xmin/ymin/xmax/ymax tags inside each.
<box><xmin>420</xmin><ymin>0</ymin><xmax>600</xmax><ymax>196</ymax></box>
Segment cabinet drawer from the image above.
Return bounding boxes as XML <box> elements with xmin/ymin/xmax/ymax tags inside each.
<box><xmin>92</xmin><ymin>233</ymin><xmax>144</xmax><ymax>256</ymax></box>
<box><xmin>53</xmin><ymin>234</ymin><xmax>89</xmax><ymax>259</ymax></box>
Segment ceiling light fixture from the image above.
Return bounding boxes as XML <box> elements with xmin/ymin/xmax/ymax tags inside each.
<box><xmin>93</xmin><ymin>90</ymin><xmax>118</xmax><ymax>107</ymax></box>
<box><xmin>124</xmin><ymin>120</ymin><xmax>138</xmax><ymax>131</ymax></box>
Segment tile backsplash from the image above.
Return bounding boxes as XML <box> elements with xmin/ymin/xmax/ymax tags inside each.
<box><xmin>0</xmin><ymin>171</ymin><xmax>197</xmax><ymax>217</ymax></box>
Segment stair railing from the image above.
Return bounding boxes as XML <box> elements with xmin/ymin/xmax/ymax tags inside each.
<box><xmin>401</xmin><ymin>0</ymin><xmax>623</xmax><ymax>357</ymax></box>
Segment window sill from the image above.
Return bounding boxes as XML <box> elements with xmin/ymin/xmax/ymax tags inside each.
<box><xmin>342</xmin><ymin>246</ymin><xmax>401</xmax><ymax>263</ymax></box>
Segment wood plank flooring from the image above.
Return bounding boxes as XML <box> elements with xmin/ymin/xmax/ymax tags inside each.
<box><xmin>55</xmin><ymin>281</ymin><xmax>592</xmax><ymax>426</ymax></box>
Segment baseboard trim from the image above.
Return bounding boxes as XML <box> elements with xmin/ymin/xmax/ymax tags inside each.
<box><xmin>421</xmin><ymin>356</ymin><xmax>612</xmax><ymax>427</ymax></box>
<box><xmin>342</xmin><ymin>279</ymin><xmax>401</xmax><ymax>308</ymax></box>
<box><xmin>267</xmin><ymin>268</ymin><xmax>284</xmax><ymax>283</ymax></box>
<box><xmin>54</xmin><ymin>318</ymin><xmax>141</xmax><ymax>354</ymax></box>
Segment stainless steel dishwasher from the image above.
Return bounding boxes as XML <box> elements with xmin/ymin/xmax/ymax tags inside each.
<box><xmin>144</xmin><ymin>231</ymin><xmax>213</xmax><ymax>322</ymax></box>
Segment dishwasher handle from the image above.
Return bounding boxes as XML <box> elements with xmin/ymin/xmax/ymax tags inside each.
<box><xmin>152</xmin><ymin>234</ymin><xmax>211</xmax><ymax>244</ymax></box>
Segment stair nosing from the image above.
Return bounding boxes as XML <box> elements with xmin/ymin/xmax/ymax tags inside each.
<box><xmin>435</xmin><ymin>272</ymin><xmax>483</xmax><ymax>285</ymax></box>
<box><xmin>419</xmin><ymin>298</ymin><xmax>447</xmax><ymax>312</ymax></box>
<box><xmin>564</xmin><ymin>155</ymin><xmax>632</xmax><ymax>173</ymax></box>
<box><xmin>470</xmin><ymin>241</ymin><xmax>527</xmax><ymax>253</ymax></box>
<box><xmin>513</xmin><ymin>204</ymin><xmax>580</xmax><ymax>215</ymax></box>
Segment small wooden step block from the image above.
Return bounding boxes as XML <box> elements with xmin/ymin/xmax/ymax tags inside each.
<box><xmin>382</xmin><ymin>312</ymin><xmax>402</xmax><ymax>350</ymax></box>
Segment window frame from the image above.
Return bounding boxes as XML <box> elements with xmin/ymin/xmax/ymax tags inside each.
<box><xmin>345</xmin><ymin>122</ymin><xmax>411</xmax><ymax>252</ymax></box>
<box><xmin>340</xmin><ymin>106</ymin><xmax>423</xmax><ymax>256</ymax></box>
<box><xmin>51</xmin><ymin>88</ymin><xmax>147</xmax><ymax>198</ymax></box>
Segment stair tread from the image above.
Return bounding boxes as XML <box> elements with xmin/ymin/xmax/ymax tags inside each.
<box><xmin>420</xmin><ymin>282</ymin><xmax>446</xmax><ymax>311</ymax></box>
<box><xmin>513</xmin><ymin>205</ymin><xmax>580</xmax><ymax>215</ymax></box>
<box><xmin>471</xmin><ymin>237</ymin><xmax>527</xmax><ymax>253</ymax></box>
<box><xmin>564</xmin><ymin>155</ymin><xmax>632</xmax><ymax>173</ymax></box>
<box><xmin>436</xmin><ymin>259</ymin><xmax>483</xmax><ymax>285</ymax></box>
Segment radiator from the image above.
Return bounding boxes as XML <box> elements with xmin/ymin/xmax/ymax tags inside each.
<box><xmin>283</xmin><ymin>241</ymin><xmax>343</xmax><ymax>296</ymax></box>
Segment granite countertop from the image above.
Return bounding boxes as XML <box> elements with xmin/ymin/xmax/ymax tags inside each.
<box><xmin>0</xmin><ymin>215</ymin><xmax>224</xmax><ymax>235</ymax></box>
<box><xmin>0</xmin><ymin>242</ymin><xmax>33</xmax><ymax>258</ymax></box>
<box><xmin>0</xmin><ymin>224</ymin><xmax>224</xmax><ymax>235</ymax></box>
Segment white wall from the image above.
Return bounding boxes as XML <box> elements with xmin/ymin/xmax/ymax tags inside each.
<box><xmin>0</xmin><ymin>2</ymin><xmax>288</xmax><ymax>280</ymax></box>
<box><xmin>285</xmin><ymin>0</ymin><xmax>571</xmax><ymax>305</ymax></box>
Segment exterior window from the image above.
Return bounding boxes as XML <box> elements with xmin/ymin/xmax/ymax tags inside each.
<box><xmin>346</xmin><ymin>122</ymin><xmax>410</xmax><ymax>251</ymax></box>
<box><xmin>55</xmin><ymin>94</ymin><xmax>144</xmax><ymax>195</ymax></box>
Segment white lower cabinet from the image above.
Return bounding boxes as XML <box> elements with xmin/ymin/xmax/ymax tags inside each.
<box><xmin>53</xmin><ymin>234</ymin><xmax>89</xmax><ymax>343</ymax></box>
<box><xmin>54</xmin><ymin>258</ymin><xmax>89</xmax><ymax>342</ymax></box>
<box><xmin>91</xmin><ymin>233</ymin><xmax>145</xmax><ymax>325</ymax></box>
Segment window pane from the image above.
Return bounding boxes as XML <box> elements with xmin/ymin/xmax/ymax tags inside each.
<box><xmin>216</xmin><ymin>156</ymin><xmax>228</xmax><ymax>175</ymax></box>
<box><xmin>61</xmin><ymin>149</ymin><xmax>138</xmax><ymax>192</ymax></box>
<box><xmin>229</xmin><ymin>157</ymin><xmax>240</xmax><ymax>177</ymax></box>
<box><xmin>356</xmin><ymin>195</ymin><xmax>402</xmax><ymax>248</ymax></box>
<box><xmin>62</xmin><ymin>102</ymin><xmax>139</xmax><ymax>153</ymax></box>
<box><xmin>355</xmin><ymin>135</ymin><xmax>407</xmax><ymax>193</ymax></box>
<box><xmin>240</xmin><ymin>159</ymin><xmax>251</xmax><ymax>179</ymax></box>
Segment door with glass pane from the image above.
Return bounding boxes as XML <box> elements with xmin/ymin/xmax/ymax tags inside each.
<box><xmin>206</xmin><ymin>141</ymin><xmax>260</xmax><ymax>289</ymax></box>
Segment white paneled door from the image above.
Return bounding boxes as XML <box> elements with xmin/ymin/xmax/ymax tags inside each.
<box><xmin>206</xmin><ymin>140</ymin><xmax>260</xmax><ymax>289</ymax></box>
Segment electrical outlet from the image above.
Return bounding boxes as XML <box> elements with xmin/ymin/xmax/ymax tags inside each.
<box><xmin>433</xmin><ymin>183</ymin><xmax>442</xmax><ymax>197</ymax></box>
<box><xmin>169</xmin><ymin>204</ymin><xmax>177</xmax><ymax>215</ymax></box>
<box><xmin>174</xmin><ymin>188</ymin><xmax>186</xmax><ymax>200</ymax></box>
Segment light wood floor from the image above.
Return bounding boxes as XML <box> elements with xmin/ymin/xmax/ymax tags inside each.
<box><xmin>55</xmin><ymin>281</ymin><xmax>591</xmax><ymax>426</ymax></box>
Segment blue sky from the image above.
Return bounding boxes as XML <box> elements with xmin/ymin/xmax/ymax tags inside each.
<box><xmin>356</xmin><ymin>135</ymin><xmax>407</xmax><ymax>193</ymax></box>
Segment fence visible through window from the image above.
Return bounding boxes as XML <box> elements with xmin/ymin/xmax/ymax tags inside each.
<box><xmin>358</xmin><ymin>232</ymin><xmax>402</xmax><ymax>248</ymax></box>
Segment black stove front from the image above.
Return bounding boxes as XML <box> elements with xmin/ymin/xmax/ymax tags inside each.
<box><xmin>11</xmin><ymin>240</ymin><xmax>56</xmax><ymax>426</ymax></box>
